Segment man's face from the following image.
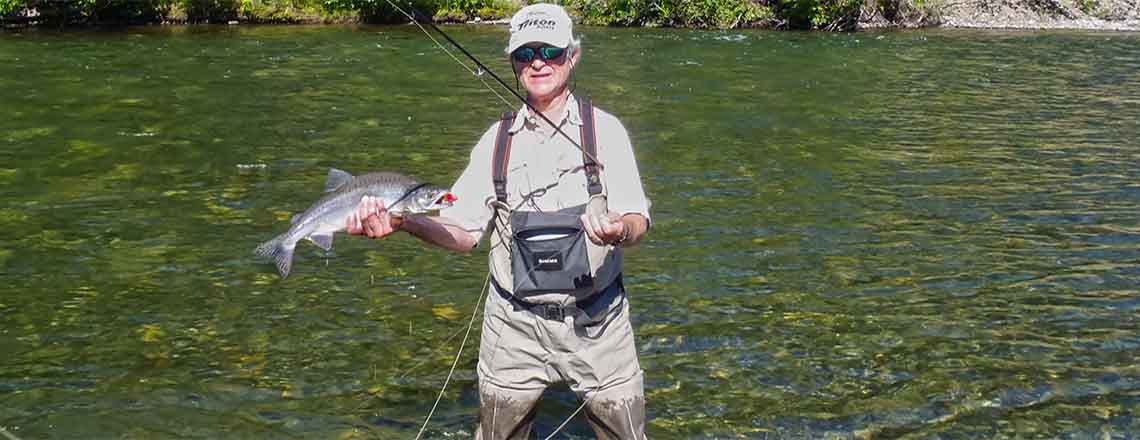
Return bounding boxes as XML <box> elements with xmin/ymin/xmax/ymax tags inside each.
<box><xmin>512</xmin><ymin>44</ymin><xmax>578</xmax><ymax>101</ymax></box>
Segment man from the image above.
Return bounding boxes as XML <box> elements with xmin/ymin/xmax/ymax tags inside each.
<box><xmin>346</xmin><ymin>4</ymin><xmax>651</xmax><ymax>438</ymax></box>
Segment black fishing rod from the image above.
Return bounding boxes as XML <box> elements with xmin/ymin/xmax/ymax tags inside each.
<box><xmin>384</xmin><ymin>0</ymin><xmax>603</xmax><ymax>167</ymax></box>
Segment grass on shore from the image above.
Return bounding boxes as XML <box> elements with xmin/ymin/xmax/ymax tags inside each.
<box><xmin>1</xmin><ymin>0</ymin><xmax>1135</xmax><ymax>29</ymax></box>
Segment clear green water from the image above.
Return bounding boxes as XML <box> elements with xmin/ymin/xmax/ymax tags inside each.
<box><xmin>2</xmin><ymin>25</ymin><xmax>1139</xmax><ymax>439</ymax></box>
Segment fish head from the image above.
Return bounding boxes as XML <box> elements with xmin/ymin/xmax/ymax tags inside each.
<box><xmin>406</xmin><ymin>185</ymin><xmax>457</xmax><ymax>213</ymax></box>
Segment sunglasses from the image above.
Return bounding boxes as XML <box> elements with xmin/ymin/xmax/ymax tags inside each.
<box><xmin>511</xmin><ymin>46</ymin><xmax>566</xmax><ymax>63</ymax></box>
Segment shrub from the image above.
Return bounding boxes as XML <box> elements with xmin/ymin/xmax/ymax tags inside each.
<box><xmin>432</xmin><ymin>5</ymin><xmax>465</xmax><ymax>21</ymax></box>
<box><xmin>0</xmin><ymin>0</ymin><xmax>24</xmax><ymax>15</ymax></box>
<box><xmin>682</xmin><ymin>0</ymin><xmax>773</xmax><ymax>28</ymax></box>
<box><xmin>774</xmin><ymin>0</ymin><xmax>862</xmax><ymax>30</ymax></box>
<box><xmin>567</xmin><ymin>0</ymin><xmax>772</xmax><ymax>28</ymax></box>
<box><xmin>185</xmin><ymin>0</ymin><xmax>239</xmax><ymax>21</ymax></box>
<box><xmin>320</xmin><ymin>0</ymin><xmax>435</xmax><ymax>22</ymax></box>
<box><xmin>431</xmin><ymin>0</ymin><xmax>505</xmax><ymax>21</ymax></box>
<box><xmin>569</xmin><ymin>0</ymin><xmax>651</xmax><ymax>26</ymax></box>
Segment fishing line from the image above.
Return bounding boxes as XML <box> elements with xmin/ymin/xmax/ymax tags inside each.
<box><xmin>413</xmin><ymin>270</ymin><xmax>490</xmax><ymax>440</ymax></box>
<box><xmin>380</xmin><ymin>0</ymin><xmax>604</xmax><ymax>168</ymax></box>
<box><xmin>407</xmin><ymin>200</ymin><xmax>590</xmax><ymax>439</ymax></box>
<box><xmin>543</xmin><ymin>395</ymin><xmax>592</xmax><ymax>440</ymax></box>
<box><xmin>382</xmin><ymin>0</ymin><xmax>514</xmax><ymax>110</ymax></box>
<box><xmin>389</xmin><ymin>182</ymin><xmax>430</xmax><ymax>209</ymax></box>
<box><xmin>395</xmin><ymin>316</ymin><xmax>472</xmax><ymax>380</ymax></box>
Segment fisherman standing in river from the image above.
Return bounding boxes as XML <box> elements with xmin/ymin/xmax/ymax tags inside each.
<box><xmin>346</xmin><ymin>4</ymin><xmax>651</xmax><ymax>438</ymax></box>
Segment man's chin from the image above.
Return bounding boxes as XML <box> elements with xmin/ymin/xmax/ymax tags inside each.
<box><xmin>525</xmin><ymin>84</ymin><xmax>567</xmax><ymax>102</ymax></box>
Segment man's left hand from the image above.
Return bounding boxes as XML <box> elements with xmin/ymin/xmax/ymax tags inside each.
<box><xmin>581</xmin><ymin>212</ymin><xmax>627</xmax><ymax>246</ymax></box>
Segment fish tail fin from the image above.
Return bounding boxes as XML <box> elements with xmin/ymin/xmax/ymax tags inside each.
<box><xmin>254</xmin><ymin>234</ymin><xmax>295</xmax><ymax>278</ymax></box>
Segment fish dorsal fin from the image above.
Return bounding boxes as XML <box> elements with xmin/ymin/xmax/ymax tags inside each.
<box><xmin>290</xmin><ymin>213</ymin><xmax>301</xmax><ymax>224</ymax></box>
<box><xmin>324</xmin><ymin>168</ymin><xmax>354</xmax><ymax>193</ymax></box>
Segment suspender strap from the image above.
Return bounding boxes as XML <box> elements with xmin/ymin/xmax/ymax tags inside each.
<box><xmin>492</xmin><ymin>98</ymin><xmax>601</xmax><ymax>203</ymax></box>
<box><xmin>578</xmin><ymin>97</ymin><xmax>603</xmax><ymax>196</ymax></box>
<box><xmin>492</xmin><ymin>111</ymin><xmax>515</xmax><ymax>203</ymax></box>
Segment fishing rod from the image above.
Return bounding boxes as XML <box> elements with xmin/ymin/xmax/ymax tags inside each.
<box><xmin>382</xmin><ymin>0</ymin><xmax>604</xmax><ymax>168</ymax></box>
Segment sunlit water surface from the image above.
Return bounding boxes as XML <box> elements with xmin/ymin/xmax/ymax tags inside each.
<box><xmin>2</xmin><ymin>25</ymin><xmax>1139</xmax><ymax>438</ymax></box>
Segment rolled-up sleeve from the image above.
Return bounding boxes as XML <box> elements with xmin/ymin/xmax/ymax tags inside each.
<box><xmin>597</xmin><ymin>112</ymin><xmax>652</xmax><ymax>225</ymax></box>
<box><xmin>441</xmin><ymin>124</ymin><xmax>498</xmax><ymax>242</ymax></box>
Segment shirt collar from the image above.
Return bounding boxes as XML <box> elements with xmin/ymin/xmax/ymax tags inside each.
<box><xmin>509</xmin><ymin>93</ymin><xmax>582</xmax><ymax>134</ymax></box>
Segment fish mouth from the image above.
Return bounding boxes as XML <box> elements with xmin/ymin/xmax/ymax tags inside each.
<box><xmin>433</xmin><ymin>192</ymin><xmax>457</xmax><ymax>207</ymax></box>
<box><xmin>417</xmin><ymin>190</ymin><xmax>456</xmax><ymax>212</ymax></box>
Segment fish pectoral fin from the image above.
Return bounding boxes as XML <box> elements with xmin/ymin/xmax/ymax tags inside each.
<box><xmin>324</xmin><ymin>168</ymin><xmax>354</xmax><ymax>193</ymax></box>
<box><xmin>307</xmin><ymin>233</ymin><xmax>334</xmax><ymax>251</ymax></box>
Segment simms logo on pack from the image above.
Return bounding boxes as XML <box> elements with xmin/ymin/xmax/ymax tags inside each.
<box><xmin>517</xmin><ymin>17</ymin><xmax>557</xmax><ymax>31</ymax></box>
<box><xmin>534</xmin><ymin>251</ymin><xmax>563</xmax><ymax>271</ymax></box>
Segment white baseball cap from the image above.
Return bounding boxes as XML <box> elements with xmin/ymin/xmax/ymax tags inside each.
<box><xmin>507</xmin><ymin>3</ymin><xmax>574</xmax><ymax>54</ymax></box>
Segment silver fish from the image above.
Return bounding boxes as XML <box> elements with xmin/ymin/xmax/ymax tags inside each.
<box><xmin>254</xmin><ymin>168</ymin><xmax>456</xmax><ymax>278</ymax></box>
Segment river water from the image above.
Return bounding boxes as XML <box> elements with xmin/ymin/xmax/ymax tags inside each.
<box><xmin>1</xmin><ymin>25</ymin><xmax>1138</xmax><ymax>439</ymax></box>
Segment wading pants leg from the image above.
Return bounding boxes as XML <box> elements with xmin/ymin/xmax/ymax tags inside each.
<box><xmin>475</xmin><ymin>282</ymin><xmax>647</xmax><ymax>440</ymax></box>
<box><xmin>581</xmin><ymin>371</ymin><xmax>647</xmax><ymax>440</ymax></box>
<box><xmin>474</xmin><ymin>374</ymin><xmax>646</xmax><ymax>440</ymax></box>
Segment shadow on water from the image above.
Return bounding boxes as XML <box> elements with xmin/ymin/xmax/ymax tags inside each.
<box><xmin>1</xmin><ymin>25</ymin><xmax>1139</xmax><ymax>438</ymax></box>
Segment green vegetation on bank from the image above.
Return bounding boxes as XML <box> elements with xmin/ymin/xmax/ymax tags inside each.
<box><xmin>3</xmin><ymin>0</ymin><xmax>1132</xmax><ymax>30</ymax></box>
<box><xmin>2</xmin><ymin>0</ymin><xmax>939</xmax><ymax>29</ymax></box>
<box><xmin>570</xmin><ymin>0</ymin><xmax>936</xmax><ymax>30</ymax></box>
<box><xmin>0</xmin><ymin>0</ymin><xmax>356</xmax><ymax>25</ymax></box>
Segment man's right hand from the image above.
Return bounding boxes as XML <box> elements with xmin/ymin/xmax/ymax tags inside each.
<box><xmin>346</xmin><ymin>196</ymin><xmax>402</xmax><ymax>239</ymax></box>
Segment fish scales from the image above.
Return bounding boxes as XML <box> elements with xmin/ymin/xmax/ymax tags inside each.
<box><xmin>288</xmin><ymin>173</ymin><xmax>417</xmax><ymax>238</ymax></box>
<box><xmin>255</xmin><ymin>169</ymin><xmax>455</xmax><ymax>278</ymax></box>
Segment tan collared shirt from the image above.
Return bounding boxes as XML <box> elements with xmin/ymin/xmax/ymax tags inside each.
<box><xmin>442</xmin><ymin>95</ymin><xmax>651</xmax><ymax>302</ymax></box>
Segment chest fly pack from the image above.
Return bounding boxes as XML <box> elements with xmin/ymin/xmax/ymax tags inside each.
<box><xmin>491</xmin><ymin>97</ymin><xmax>617</xmax><ymax>299</ymax></box>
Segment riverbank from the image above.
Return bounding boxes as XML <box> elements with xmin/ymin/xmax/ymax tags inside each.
<box><xmin>2</xmin><ymin>0</ymin><xmax>1138</xmax><ymax>31</ymax></box>
<box><xmin>941</xmin><ymin>17</ymin><xmax>1140</xmax><ymax>31</ymax></box>
<box><xmin>930</xmin><ymin>0</ymin><xmax>1140</xmax><ymax>31</ymax></box>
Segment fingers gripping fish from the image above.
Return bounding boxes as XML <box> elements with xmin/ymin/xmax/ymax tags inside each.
<box><xmin>254</xmin><ymin>168</ymin><xmax>456</xmax><ymax>278</ymax></box>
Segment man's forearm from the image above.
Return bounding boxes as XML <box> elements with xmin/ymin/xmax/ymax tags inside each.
<box><xmin>398</xmin><ymin>215</ymin><xmax>479</xmax><ymax>253</ymax></box>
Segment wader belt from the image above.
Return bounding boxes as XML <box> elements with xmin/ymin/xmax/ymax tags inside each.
<box><xmin>492</xmin><ymin>97</ymin><xmax>601</xmax><ymax>203</ymax></box>
<box><xmin>492</xmin><ymin>274</ymin><xmax>624</xmax><ymax>321</ymax></box>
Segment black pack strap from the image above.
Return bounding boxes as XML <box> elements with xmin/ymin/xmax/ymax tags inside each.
<box><xmin>578</xmin><ymin>97</ymin><xmax>602</xmax><ymax>196</ymax></box>
<box><xmin>492</xmin><ymin>111</ymin><xmax>515</xmax><ymax>203</ymax></box>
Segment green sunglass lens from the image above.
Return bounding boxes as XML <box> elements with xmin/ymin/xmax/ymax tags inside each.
<box><xmin>539</xmin><ymin>47</ymin><xmax>564</xmax><ymax>60</ymax></box>
<box><xmin>513</xmin><ymin>46</ymin><xmax>564</xmax><ymax>63</ymax></box>
<box><xmin>512</xmin><ymin>47</ymin><xmax>536</xmax><ymax>62</ymax></box>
